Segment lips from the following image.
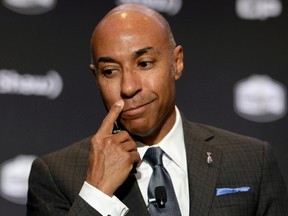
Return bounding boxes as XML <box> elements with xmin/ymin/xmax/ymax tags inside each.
<box><xmin>122</xmin><ymin>100</ymin><xmax>155</xmax><ymax>119</ymax></box>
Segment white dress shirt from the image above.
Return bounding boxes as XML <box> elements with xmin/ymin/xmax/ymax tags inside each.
<box><xmin>79</xmin><ymin>106</ymin><xmax>189</xmax><ymax>216</ymax></box>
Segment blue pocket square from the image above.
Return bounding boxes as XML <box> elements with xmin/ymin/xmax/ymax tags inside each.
<box><xmin>216</xmin><ymin>187</ymin><xmax>251</xmax><ymax>196</ymax></box>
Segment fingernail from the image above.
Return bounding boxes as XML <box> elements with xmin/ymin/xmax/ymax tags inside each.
<box><xmin>114</xmin><ymin>100</ymin><xmax>124</xmax><ymax>108</ymax></box>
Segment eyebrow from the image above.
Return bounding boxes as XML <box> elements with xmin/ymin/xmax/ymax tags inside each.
<box><xmin>96</xmin><ymin>47</ymin><xmax>156</xmax><ymax>66</ymax></box>
<box><xmin>97</xmin><ymin>56</ymin><xmax>117</xmax><ymax>65</ymax></box>
<box><xmin>133</xmin><ymin>47</ymin><xmax>154</xmax><ymax>58</ymax></box>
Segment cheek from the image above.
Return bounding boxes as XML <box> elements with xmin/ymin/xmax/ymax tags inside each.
<box><xmin>160</xmin><ymin>76</ymin><xmax>176</xmax><ymax>103</ymax></box>
<box><xmin>146</xmin><ymin>68</ymin><xmax>174</xmax><ymax>91</ymax></box>
<box><xmin>98</xmin><ymin>81</ymin><xmax>120</xmax><ymax>108</ymax></box>
<box><xmin>158</xmin><ymin>72</ymin><xmax>175</xmax><ymax>91</ymax></box>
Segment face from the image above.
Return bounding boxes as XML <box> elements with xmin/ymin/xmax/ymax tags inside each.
<box><xmin>91</xmin><ymin>11</ymin><xmax>183</xmax><ymax>144</ymax></box>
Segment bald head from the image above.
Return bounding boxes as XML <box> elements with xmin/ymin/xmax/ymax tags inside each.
<box><xmin>90</xmin><ymin>4</ymin><xmax>176</xmax><ymax>64</ymax></box>
<box><xmin>105</xmin><ymin>3</ymin><xmax>162</xmax><ymax>19</ymax></box>
<box><xmin>103</xmin><ymin>3</ymin><xmax>170</xmax><ymax>30</ymax></box>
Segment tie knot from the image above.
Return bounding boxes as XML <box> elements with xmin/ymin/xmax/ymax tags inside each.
<box><xmin>144</xmin><ymin>147</ymin><xmax>164</xmax><ymax>167</ymax></box>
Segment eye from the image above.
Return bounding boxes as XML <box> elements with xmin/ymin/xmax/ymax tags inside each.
<box><xmin>100</xmin><ymin>68</ymin><xmax>119</xmax><ymax>78</ymax></box>
<box><xmin>103</xmin><ymin>69</ymin><xmax>114</xmax><ymax>75</ymax></box>
<box><xmin>138</xmin><ymin>61</ymin><xmax>154</xmax><ymax>69</ymax></box>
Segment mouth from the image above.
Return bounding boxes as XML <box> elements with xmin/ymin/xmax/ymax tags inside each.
<box><xmin>122</xmin><ymin>100</ymin><xmax>155</xmax><ymax>119</ymax></box>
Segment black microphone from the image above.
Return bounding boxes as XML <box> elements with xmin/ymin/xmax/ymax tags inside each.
<box><xmin>155</xmin><ymin>186</ymin><xmax>167</xmax><ymax>208</ymax></box>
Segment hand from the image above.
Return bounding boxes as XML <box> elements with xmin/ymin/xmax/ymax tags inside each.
<box><xmin>86</xmin><ymin>100</ymin><xmax>141</xmax><ymax>196</ymax></box>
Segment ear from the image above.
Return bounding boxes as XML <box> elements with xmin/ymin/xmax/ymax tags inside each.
<box><xmin>90</xmin><ymin>64</ymin><xmax>100</xmax><ymax>88</ymax></box>
<box><xmin>173</xmin><ymin>45</ymin><xmax>184</xmax><ymax>80</ymax></box>
<box><xmin>90</xmin><ymin>64</ymin><xmax>97</xmax><ymax>76</ymax></box>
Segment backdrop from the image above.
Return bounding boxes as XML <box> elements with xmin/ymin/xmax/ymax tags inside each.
<box><xmin>0</xmin><ymin>0</ymin><xmax>287</xmax><ymax>215</ymax></box>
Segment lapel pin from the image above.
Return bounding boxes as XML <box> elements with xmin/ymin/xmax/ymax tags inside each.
<box><xmin>207</xmin><ymin>152</ymin><xmax>213</xmax><ymax>164</ymax></box>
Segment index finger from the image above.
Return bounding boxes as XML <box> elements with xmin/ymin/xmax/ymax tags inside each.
<box><xmin>99</xmin><ymin>100</ymin><xmax>124</xmax><ymax>135</ymax></box>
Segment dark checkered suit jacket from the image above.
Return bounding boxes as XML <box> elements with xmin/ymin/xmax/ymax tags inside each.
<box><xmin>27</xmin><ymin>116</ymin><xmax>288</xmax><ymax>215</ymax></box>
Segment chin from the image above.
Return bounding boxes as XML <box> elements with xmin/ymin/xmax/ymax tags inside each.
<box><xmin>123</xmin><ymin>121</ymin><xmax>150</xmax><ymax>135</ymax></box>
<box><xmin>126</xmin><ymin>124</ymin><xmax>149</xmax><ymax>136</ymax></box>
<box><xmin>126</xmin><ymin>123</ymin><xmax>159</xmax><ymax>141</ymax></box>
<box><xmin>121</xmin><ymin>116</ymin><xmax>161</xmax><ymax>138</ymax></box>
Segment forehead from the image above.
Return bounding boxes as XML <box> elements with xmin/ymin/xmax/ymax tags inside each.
<box><xmin>92</xmin><ymin>11</ymin><xmax>168</xmax><ymax>58</ymax></box>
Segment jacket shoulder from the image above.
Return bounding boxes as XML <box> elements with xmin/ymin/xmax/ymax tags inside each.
<box><xmin>187</xmin><ymin>120</ymin><xmax>266</xmax><ymax>149</ymax></box>
<box><xmin>31</xmin><ymin>137</ymin><xmax>91</xmax><ymax>199</ymax></box>
<box><xmin>40</xmin><ymin>136</ymin><xmax>91</xmax><ymax>164</ymax></box>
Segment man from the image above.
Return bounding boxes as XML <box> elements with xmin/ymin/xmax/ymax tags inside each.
<box><xmin>27</xmin><ymin>3</ymin><xmax>288</xmax><ymax>216</ymax></box>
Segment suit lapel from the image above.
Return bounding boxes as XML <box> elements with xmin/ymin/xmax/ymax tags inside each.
<box><xmin>183</xmin><ymin>119</ymin><xmax>222</xmax><ymax>216</ymax></box>
<box><xmin>115</xmin><ymin>174</ymin><xmax>149</xmax><ymax>216</ymax></box>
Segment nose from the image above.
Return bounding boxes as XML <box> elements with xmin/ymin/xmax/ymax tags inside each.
<box><xmin>120</xmin><ymin>69</ymin><xmax>142</xmax><ymax>98</ymax></box>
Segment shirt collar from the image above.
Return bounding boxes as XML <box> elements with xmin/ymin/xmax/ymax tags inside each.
<box><xmin>137</xmin><ymin>106</ymin><xmax>187</xmax><ymax>172</ymax></box>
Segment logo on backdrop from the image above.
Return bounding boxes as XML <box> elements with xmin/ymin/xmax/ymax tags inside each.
<box><xmin>236</xmin><ymin>0</ymin><xmax>282</xmax><ymax>20</ymax></box>
<box><xmin>0</xmin><ymin>155</ymin><xmax>36</xmax><ymax>205</ymax></box>
<box><xmin>115</xmin><ymin>0</ymin><xmax>182</xmax><ymax>16</ymax></box>
<box><xmin>0</xmin><ymin>69</ymin><xmax>63</xmax><ymax>99</ymax></box>
<box><xmin>2</xmin><ymin>0</ymin><xmax>57</xmax><ymax>15</ymax></box>
<box><xmin>234</xmin><ymin>74</ymin><xmax>287</xmax><ymax>122</ymax></box>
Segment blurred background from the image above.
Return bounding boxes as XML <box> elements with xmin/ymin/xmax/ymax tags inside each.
<box><xmin>0</xmin><ymin>0</ymin><xmax>287</xmax><ymax>215</ymax></box>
